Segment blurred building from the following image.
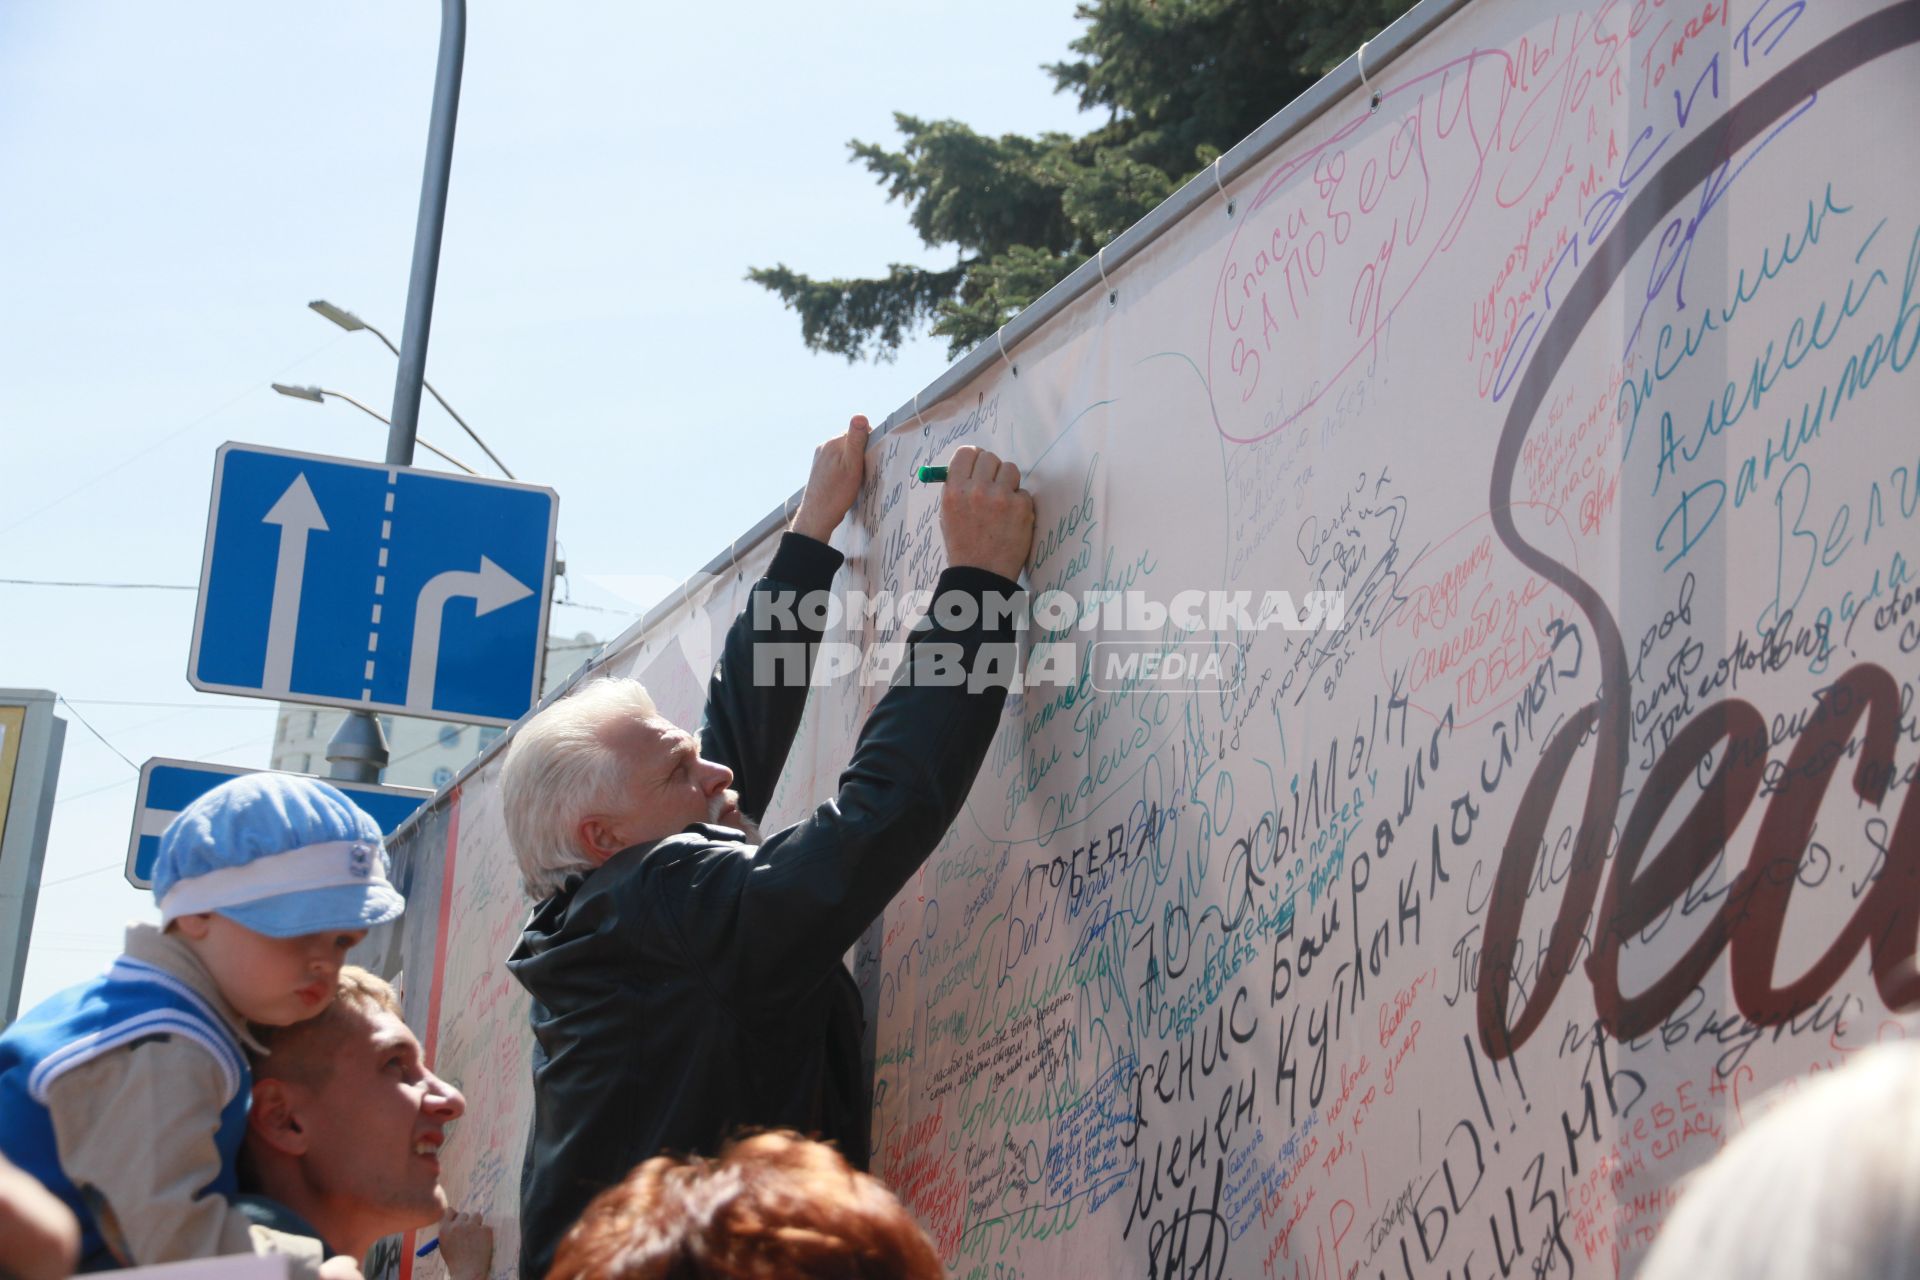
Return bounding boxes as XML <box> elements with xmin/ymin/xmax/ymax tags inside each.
<box><xmin>269</xmin><ymin>631</ymin><xmax>600</xmax><ymax>789</ymax></box>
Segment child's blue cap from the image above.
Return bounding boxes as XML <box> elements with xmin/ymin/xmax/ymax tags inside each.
<box><xmin>153</xmin><ymin>773</ymin><xmax>405</xmax><ymax>938</ymax></box>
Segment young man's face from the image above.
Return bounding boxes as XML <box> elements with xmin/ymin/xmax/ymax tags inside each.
<box><xmin>176</xmin><ymin>914</ymin><xmax>365</xmax><ymax>1026</ymax></box>
<box><xmin>298</xmin><ymin>1002</ymin><xmax>466</xmax><ymax>1232</ymax></box>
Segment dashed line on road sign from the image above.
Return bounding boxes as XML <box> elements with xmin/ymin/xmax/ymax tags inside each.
<box><xmin>364</xmin><ymin>472</ymin><xmax>401</xmax><ymax>700</ymax></box>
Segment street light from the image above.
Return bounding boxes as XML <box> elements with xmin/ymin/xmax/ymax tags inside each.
<box><xmin>270</xmin><ymin>383</ymin><xmax>479</xmax><ymax>475</ymax></box>
<box><xmin>307</xmin><ymin>300</ymin><xmax>368</xmax><ymax>334</ymax></box>
<box><xmin>307</xmin><ymin>299</ymin><xmax>515</xmax><ymax>478</ymax></box>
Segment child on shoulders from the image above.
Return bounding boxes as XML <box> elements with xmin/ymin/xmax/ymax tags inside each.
<box><xmin>0</xmin><ymin>773</ymin><xmax>405</xmax><ymax>1277</ymax></box>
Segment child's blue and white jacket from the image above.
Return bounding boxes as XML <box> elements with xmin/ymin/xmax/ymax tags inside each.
<box><xmin>0</xmin><ymin>925</ymin><xmax>324</xmax><ymax>1275</ymax></box>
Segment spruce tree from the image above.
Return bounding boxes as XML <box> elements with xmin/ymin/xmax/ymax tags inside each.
<box><xmin>750</xmin><ymin>0</ymin><xmax>1418</xmax><ymax>362</ymax></box>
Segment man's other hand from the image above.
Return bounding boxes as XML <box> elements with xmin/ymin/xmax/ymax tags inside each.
<box><xmin>790</xmin><ymin>415</ymin><xmax>871</xmax><ymax>542</ymax></box>
<box><xmin>437</xmin><ymin>1209</ymin><xmax>494</xmax><ymax>1280</ymax></box>
<box><xmin>318</xmin><ymin>1257</ymin><xmax>364</xmax><ymax>1280</ymax></box>
<box><xmin>939</xmin><ymin>447</ymin><xmax>1036</xmax><ymax>581</ymax></box>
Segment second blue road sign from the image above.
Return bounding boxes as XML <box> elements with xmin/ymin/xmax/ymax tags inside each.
<box><xmin>126</xmin><ymin>757</ymin><xmax>432</xmax><ymax>889</ymax></box>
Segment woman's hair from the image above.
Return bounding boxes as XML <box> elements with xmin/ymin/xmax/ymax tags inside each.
<box><xmin>545</xmin><ymin>1132</ymin><xmax>942</xmax><ymax>1280</ymax></box>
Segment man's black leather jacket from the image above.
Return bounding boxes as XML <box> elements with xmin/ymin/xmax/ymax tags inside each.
<box><xmin>508</xmin><ymin>533</ymin><xmax>1019</xmax><ymax>1278</ymax></box>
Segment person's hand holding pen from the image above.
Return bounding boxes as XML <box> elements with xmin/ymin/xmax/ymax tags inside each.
<box><xmin>935</xmin><ymin>446</ymin><xmax>1035</xmax><ymax>582</ymax></box>
<box><xmin>417</xmin><ymin>1208</ymin><xmax>493</xmax><ymax>1280</ymax></box>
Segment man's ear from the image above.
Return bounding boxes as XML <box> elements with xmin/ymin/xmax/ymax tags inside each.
<box><xmin>577</xmin><ymin>817</ymin><xmax>623</xmax><ymax>862</ymax></box>
<box><xmin>247</xmin><ymin>1079</ymin><xmax>309</xmax><ymax>1156</ymax></box>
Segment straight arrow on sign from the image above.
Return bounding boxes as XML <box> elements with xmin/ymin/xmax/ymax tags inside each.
<box><xmin>260</xmin><ymin>474</ymin><xmax>327</xmax><ymax>695</ymax></box>
<box><xmin>406</xmin><ymin>556</ymin><xmax>534</xmax><ymax>711</ymax></box>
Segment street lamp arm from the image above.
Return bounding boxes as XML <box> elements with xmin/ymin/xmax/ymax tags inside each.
<box><xmin>420</xmin><ymin>378</ymin><xmax>514</xmax><ymax>478</ymax></box>
<box><xmin>408</xmin><ymin>436</ymin><xmax>479</xmax><ymax>476</ymax></box>
<box><xmin>309</xmin><ymin>306</ymin><xmax>515</xmax><ymax>479</ymax></box>
<box><xmin>273</xmin><ymin>382</ymin><xmax>480</xmax><ymax>475</ymax></box>
<box><xmin>312</xmin><ymin>390</ymin><xmax>478</xmax><ymax>475</ymax></box>
<box><xmin>358</xmin><ymin>316</ymin><xmax>512</xmax><ymax>479</ymax></box>
<box><xmin>356</xmin><ymin>319</ymin><xmax>403</xmax><ymax>360</ymax></box>
<box><xmin>318</xmin><ymin>388</ymin><xmax>393</xmax><ymax>425</ymax></box>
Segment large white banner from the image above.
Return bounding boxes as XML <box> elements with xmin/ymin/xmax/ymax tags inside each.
<box><xmin>393</xmin><ymin>2</ymin><xmax>1920</xmax><ymax>1276</ymax></box>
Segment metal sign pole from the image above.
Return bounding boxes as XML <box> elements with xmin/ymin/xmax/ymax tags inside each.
<box><xmin>329</xmin><ymin>0</ymin><xmax>467</xmax><ymax>783</ymax></box>
<box><xmin>0</xmin><ymin>690</ymin><xmax>65</xmax><ymax>1024</ymax></box>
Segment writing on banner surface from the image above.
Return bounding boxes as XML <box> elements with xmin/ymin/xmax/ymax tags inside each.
<box><xmin>396</xmin><ymin>3</ymin><xmax>1920</xmax><ymax>1277</ymax></box>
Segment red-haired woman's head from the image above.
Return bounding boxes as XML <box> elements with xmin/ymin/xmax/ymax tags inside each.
<box><xmin>545</xmin><ymin>1132</ymin><xmax>942</xmax><ymax>1280</ymax></box>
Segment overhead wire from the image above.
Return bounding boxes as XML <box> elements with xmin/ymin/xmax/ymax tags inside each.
<box><xmin>0</xmin><ymin>334</ymin><xmax>347</xmax><ymax>543</ymax></box>
<box><xmin>0</xmin><ymin>578</ymin><xmax>194</xmax><ymax>591</ymax></box>
<box><xmin>66</xmin><ymin>699</ymin><xmax>261</xmax><ymax>710</ymax></box>
<box><xmin>38</xmin><ymin>863</ymin><xmax>128</xmax><ymax>889</ymax></box>
<box><xmin>54</xmin><ymin>697</ymin><xmax>138</xmax><ymax>771</ymax></box>
<box><xmin>55</xmin><ymin>777</ymin><xmax>140</xmax><ymax>806</ymax></box>
<box><xmin>553</xmin><ymin>598</ymin><xmax>638</xmax><ymax>617</ymax></box>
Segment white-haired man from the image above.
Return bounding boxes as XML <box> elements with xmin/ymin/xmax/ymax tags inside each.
<box><xmin>501</xmin><ymin>416</ymin><xmax>1034</xmax><ymax>1278</ymax></box>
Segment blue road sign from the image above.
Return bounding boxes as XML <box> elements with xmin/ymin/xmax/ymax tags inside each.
<box><xmin>125</xmin><ymin>758</ymin><xmax>432</xmax><ymax>889</ymax></box>
<box><xmin>189</xmin><ymin>444</ymin><xmax>557</xmax><ymax>725</ymax></box>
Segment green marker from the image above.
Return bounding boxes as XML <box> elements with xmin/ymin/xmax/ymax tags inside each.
<box><xmin>916</xmin><ymin>465</ymin><xmax>949</xmax><ymax>483</ymax></box>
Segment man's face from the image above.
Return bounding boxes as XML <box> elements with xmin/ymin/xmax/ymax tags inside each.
<box><xmin>298</xmin><ymin>1004</ymin><xmax>466</xmax><ymax>1232</ymax></box>
<box><xmin>586</xmin><ymin>714</ymin><xmax>751</xmax><ymax>853</ymax></box>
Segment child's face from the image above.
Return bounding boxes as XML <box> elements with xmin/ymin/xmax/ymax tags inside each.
<box><xmin>175</xmin><ymin>914</ymin><xmax>368</xmax><ymax>1025</ymax></box>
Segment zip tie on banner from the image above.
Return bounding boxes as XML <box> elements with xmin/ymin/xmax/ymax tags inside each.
<box><xmin>1098</xmin><ymin>245</ymin><xmax>1116</xmax><ymax>305</ymax></box>
<box><xmin>1211</xmin><ymin>156</ymin><xmax>1234</xmax><ymax>216</ymax></box>
<box><xmin>1358</xmin><ymin>39</ymin><xmax>1379</xmax><ymax>112</ymax></box>
<box><xmin>912</xmin><ymin>391</ymin><xmax>928</xmax><ymax>431</ymax></box>
<box><xmin>996</xmin><ymin>328</ymin><xmax>1016</xmax><ymax>376</ymax></box>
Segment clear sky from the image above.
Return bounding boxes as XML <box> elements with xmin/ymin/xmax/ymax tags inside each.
<box><xmin>0</xmin><ymin>1</ymin><xmax>1091</xmax><ymax>1008</ymax></box>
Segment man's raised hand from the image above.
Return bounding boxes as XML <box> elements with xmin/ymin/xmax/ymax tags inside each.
<box><xmin>939</xmin><ymin>446</ymin><xmax>1036</xmax><ymax>582</ymax></box>
<box><xmin>790</xmin><ymin>415</ymin><xmax>871</xmax><ymax>542</ymax></box>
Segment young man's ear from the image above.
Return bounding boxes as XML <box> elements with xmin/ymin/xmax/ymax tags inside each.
<box><xmin>247</xmin><ymin>1080</ymin><xmax>309</xmax><ymax>1156</ymax></box>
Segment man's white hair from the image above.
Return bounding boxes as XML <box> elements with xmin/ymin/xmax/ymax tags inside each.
<box><xmin>1637</xmin><ymin>1035</ymin><xmax>1920</xmax><ymax>1279</ymax></box>
<box><xmin>502</xmin><ymin>676</ymin><xmax>660</xmax><ymax>900</ymax></box>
